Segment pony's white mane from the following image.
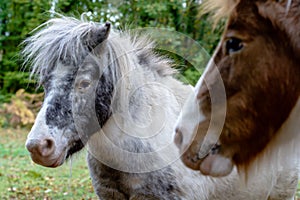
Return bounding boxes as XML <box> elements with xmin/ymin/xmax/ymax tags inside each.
<box><xmin>22</xmin><ymin>14</ymin><xmax>178</xmax><ymax>134</ymax></box>
<box><xmin>22</xmin><ymin>14</ymin><xmax>174</xmax><ymax>85</ymax></box>
<box><xmin>22</xmin><ymin>15</ymin><xmax>94</xmax><ymax>83</ymax></box>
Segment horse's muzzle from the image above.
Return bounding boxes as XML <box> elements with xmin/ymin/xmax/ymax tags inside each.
<box><xmin>26</xmin><ymin>137</ymin><xmax>63</xmax><ymax>167</ymax></box>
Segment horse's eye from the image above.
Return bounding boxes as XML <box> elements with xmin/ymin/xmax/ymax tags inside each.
<box><xmin>78</xmin><ymin>80</ymin><xmax>91</xmax><ymax>89</ymax></box>
<box><xmin>225</xmin><ymin>37</ymin><xmax>243</xmax><ymax>54</ymax></box>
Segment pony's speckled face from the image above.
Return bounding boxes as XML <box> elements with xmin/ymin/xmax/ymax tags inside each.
<box><xmin>25</xmin><ymin>21</ymin><xmax>112</xmax><ymax>168</ymax></box>
<box><xmin>175</xmin><ymin>0</ymin><xmax>300</xmax><ymax>176</ymax></box>
<box><xmin>26</xmin><ymin>63</ymin><xmax>82</xmax><ymax>167</ymax></box>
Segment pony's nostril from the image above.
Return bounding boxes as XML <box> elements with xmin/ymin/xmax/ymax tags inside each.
<box><xmin>26</xmin><ymin>139</ymin><xmax>40</xmax><ymax>154</ymax></box>
<box><xmin>39</xmin><ymin>138</ymin><xmax>55</xmax><ymax>157</ymax></box>
<box><xmin>174</xmin><ymin>128</ymin><xmax>183</xmax><ymax>147</ymax></box>
<box><xmin>181</xmin><ymin>151</ymin><xmax>201</xmax><ymax>170</ymax></box>
<box><xmin>26</xmin><ymin>138</ymin><xmax>55</xmax><ymax>157</ymax></box>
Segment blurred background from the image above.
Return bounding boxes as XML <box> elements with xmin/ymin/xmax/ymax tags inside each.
<box><xmin>0</xmin><ymin>0</ymin><xmax>224</xmax><ymax>199</ymax></box>
<box><xmin>0</xmin><ymin>0</ymin><xmax>224</xmax><ymax>129</ymax></box>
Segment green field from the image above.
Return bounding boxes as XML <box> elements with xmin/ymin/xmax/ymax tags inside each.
<box><xmin>0</xmin><ymin>128</ymin><xmax>96</xmax><ymax>200</ymax></box>
<box><xmin>1</xmin><ymin>128</ymin><xmax>300</xmax><ymax>199</ymax></box>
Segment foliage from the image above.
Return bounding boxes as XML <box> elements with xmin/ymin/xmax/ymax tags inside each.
<box><xmin>0</xmin><ymin>89</ymin><xmax>43</xmax><ymax>128</ymax></box>
<box><xmin>0</xmin><ymin>0</ymin><xmax>51</xmax><ymax>103</ymax></box>
<box><xmin>1</xmin><ymin>71</ymin><xmax>39</xmax><ymax>94</ymax></box>
<box><xmin>0</xmin><ymin>0</ymin><xmax>221</xmax><ymax>87</ymax></box>
<box><xmin>0</xmin><ymin>0</ymin><xmax>223</xmax><ymax>127</ymax></box>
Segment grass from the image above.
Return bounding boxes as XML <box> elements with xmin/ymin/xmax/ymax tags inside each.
<box><xmin>1</xmin><ymin>128</ymin><xmax>300</xmax><ymax>200</ymax></box>
<box><xmin>0</xmin><ymin>128</ymin><xmax>96</xmax><ymax>200</ymax></box>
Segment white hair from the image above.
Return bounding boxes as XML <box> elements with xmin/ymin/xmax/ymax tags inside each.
<box><xmin>22</xmin><ymin>14</ymin><xmax>174</xmax><ymax>85</ymax></box>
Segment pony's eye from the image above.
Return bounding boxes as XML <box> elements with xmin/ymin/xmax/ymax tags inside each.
<box><xmin>225</xmin><ymin>37</ymin><xmax>243</xmax><ymax>54</ymax></box>
<box><xmin>78</xmin><ymin>80</ymin><xmax>91</xmax><ymax>89</ymax></box>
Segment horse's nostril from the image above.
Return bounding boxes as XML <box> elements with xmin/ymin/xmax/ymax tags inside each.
<box><xmin>26</xmin><ymin>139</ymin><xmax>40</xmax><ymax>154</ymax></box>
<box><xmin>26</xmin><ymin>138</ymin><xmax>55</xmax><ymax>157</ymax></box>
<box><xmin>174</xmin><ymin>128</ymin><xmax>183</xmax><ymax>148</ymax></box>
<box><xmin>40</xmin><ymin>138</ymin><xmax>55</xmax><ymax>157</ymax></box>
<box><xmin>181</xmin><ymin>151</ymin><xmax>201</xmax><ymax>170</ymax></box>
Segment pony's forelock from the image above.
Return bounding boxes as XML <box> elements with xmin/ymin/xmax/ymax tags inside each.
<box><xmin>22</xmin><ymin>14</ymin><xmax>173</xmax><ymax>86</ymax></box>
<box><xmin>22</xmin><ymin>15</ymin><xmax>99</xmax><ymax>84</ymax></box>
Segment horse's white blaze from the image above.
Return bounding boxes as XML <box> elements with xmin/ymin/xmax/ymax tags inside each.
<box><xmin>197</xmin><ymin>43</ymin><xmax>228</xmax><ymax>154</ymax></box>
<box><xmin>174</xmin><ymin>93</ymin><xmax>203</xmax><ymax>149</ymax></box>
<box><xmin>194</xmin><ymin>54</ymin><xmax>214</xmax><ymax>94</ymax></box>
<box><xmin>175</xmin><ymin>54</ymin><xmax>221</xmax><ymax>152</ymax></box>
<box><xmin>26</xmin><ymin>105</ymin><xmax>49</xmax><ymax>141</ymax></box>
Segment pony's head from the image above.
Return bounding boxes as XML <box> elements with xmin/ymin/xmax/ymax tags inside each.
<box><xmin>24</xmin><ymin>15</ymin><xmax>174</xmax><ymax>168</ymax></box>
<box><xmin>23</xmin><ymin>16</ymin><xmax>116</xmax><ymax>167</ymax></box>
<box><xmin>175</xmin><ymin>0</ymin><xmax>300</xmax><ymax>177</ymax></box>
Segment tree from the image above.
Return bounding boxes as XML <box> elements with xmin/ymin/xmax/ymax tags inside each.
<box><xmin>0</xmin><ymin>0</ymin><xmax>51</xmax><ymax>101</ymax></box>
<box><xmin>0</xmin><ymin>0</ymin><xmax>222</xmax><ymax>101</ymax></box>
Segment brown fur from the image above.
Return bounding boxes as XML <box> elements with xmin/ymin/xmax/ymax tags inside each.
<box><xmin>184</xmin><ymin>0</ymin><xmax>300</xmax><ymax>172</ymax></box>
<box><xmin>257</xmin><ymin>0</ymin><xmax>300</xmax><ymax>55</ymax></box>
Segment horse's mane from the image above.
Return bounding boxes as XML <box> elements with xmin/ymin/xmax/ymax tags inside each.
<box><xmin>200</xmin><ymin>0</ymin><xmax>293</xmax><ymax>25</ymax></box>
<box><xmin>22</xmin><ymin>14</ymin><xmax>174</xmax><ymax>85</ymax></box>
<box><xmin>200</xmin><ymin>0</ymin><xmax>239</xmax><ymax>25</ymax></box>
<box><xmin>22</xmin><ymin>15</ymin><xmax>94</xmax><ymax>83</ymax></box>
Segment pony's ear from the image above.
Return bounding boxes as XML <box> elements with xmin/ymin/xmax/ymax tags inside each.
<box><xmin>87</xmin><ymin>22</ymin><xmax>111</xmax><ymax>50</ymax></box>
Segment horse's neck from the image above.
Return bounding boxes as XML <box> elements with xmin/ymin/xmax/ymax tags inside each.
<box><xmin>110</xmin><ymin>76</ymin><xmax>192</xmax><ymax>141</ymax></box>
<box><xmin>242</xmin><ymin>97</ymin><xmax>300</xmax><ymax>183</ymax></box>
<box><xmin>276</xmin><ymin>97</ymin><xmax>300</xmax><ymax>146</ymax></box>
<box><xmin>88</xmin><ymin>78</ymin><xmax>192</xmax><ymax>170</ymax></box>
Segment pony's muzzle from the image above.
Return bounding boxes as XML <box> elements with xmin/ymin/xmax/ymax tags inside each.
<box><xmin>26</xmin><ymin>138</ymin><xmax>55</xmax><ymax>157</ymax></box>
<box><xmin>181</xmin><ymin>149</ymin><xmax>202</xmax><ymax>170</ymax></box>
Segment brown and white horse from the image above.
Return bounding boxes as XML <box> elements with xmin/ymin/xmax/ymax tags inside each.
<box><xmin>174</xmin><ymin>0</ymin><xmax>300</xmax><ymax>181</ymax></box>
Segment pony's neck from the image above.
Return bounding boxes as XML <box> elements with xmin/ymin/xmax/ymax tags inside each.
<box><xmin>240</xmin><ymin>97</ymin><xmax>300</xmax><ymax>184</ymax></box>
<box><xmin>87</xmin><ymin>78</ymin><xmax>192</xmax><ymax>173</ymax></box>
<box><xmin>275</xmin><ymin>97</ymin><xmax>300</xmax><ymax>148</ymax></box>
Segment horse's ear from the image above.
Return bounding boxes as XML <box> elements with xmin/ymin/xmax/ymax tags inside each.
<box><xmin>257</xmin><ymin>1</ymin><xmax>300</xmax><ymax>55</ymax></box>
<box><xmin>87</xmin><ymin>22</ymin><xmax>111</xmax><ymax>50</ymax></box>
